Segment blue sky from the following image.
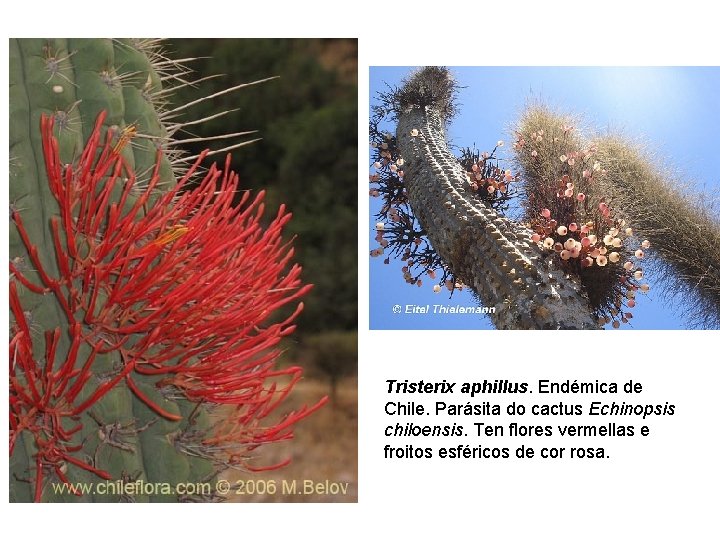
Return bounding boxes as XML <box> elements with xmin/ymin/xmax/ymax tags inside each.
<box><xmin>369</xmin><ymin>67</ymin><xmax>720</xmax><ymax>330</ymax></box>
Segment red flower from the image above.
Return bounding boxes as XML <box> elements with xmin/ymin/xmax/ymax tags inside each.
<box><xmin>10</xmin><ymin>111</ymin><xmax>326</xmax><ymax>500</ymax></box>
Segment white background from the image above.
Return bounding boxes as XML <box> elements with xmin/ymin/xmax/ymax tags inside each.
<box><xmin>2</xmin><ymin>2</ymin><xmax>719</xmax><ymax>538</ymax></box>
<box><xmin>365</xmin><ymin>334</ymin><xmax>717</xmax><ymax>538</ymax></box>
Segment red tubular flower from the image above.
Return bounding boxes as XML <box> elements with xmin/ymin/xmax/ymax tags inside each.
<box><xmin>9</xmin><ymin>295</ymin><xmax>111</xmax><ymax>500</ymax></box>
<box><xmin>10</xmin><ymin>110</ymin><xmax>325</xmax><ymax>492</ymax></box>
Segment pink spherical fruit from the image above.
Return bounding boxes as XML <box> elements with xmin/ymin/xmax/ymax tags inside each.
<box><xmin>541</xmin><ymin>208</ymin><xmax>551</xmax><ymax>219</ymax></box>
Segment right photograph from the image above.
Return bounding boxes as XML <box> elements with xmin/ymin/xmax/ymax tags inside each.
<box><xmin>369</xmin><ymin>66</ymin><xmax>720</xmax><ymax>330</ymax></box>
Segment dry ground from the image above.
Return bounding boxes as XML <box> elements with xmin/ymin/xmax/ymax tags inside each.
<box><xmin>222</xmin><ymin>376</ymin><xmax>357</xmax><ymax>503</ymax></box>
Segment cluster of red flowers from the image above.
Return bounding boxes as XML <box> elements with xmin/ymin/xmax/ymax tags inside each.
<box><xmin>10</xmin><ymin>111</ymin><xmax>325</xmax><ymax>500</ymax></box>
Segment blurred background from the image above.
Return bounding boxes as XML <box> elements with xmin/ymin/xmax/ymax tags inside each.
<box><xmin>165</xmin><ymin>39</ymin><xmax>358</xmax><ymax>502</ymax></box>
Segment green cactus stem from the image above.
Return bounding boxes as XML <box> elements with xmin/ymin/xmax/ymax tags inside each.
<box><xmin>9</xmin><ymin>38</ymin><xmax>325</xmax><ymax>502</ymax></box>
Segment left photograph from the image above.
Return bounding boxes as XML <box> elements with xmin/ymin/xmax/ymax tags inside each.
<box><xmin>9</xmin><ymin>38</ymin><xmax>357</xmax><ymax>502</ymax></box>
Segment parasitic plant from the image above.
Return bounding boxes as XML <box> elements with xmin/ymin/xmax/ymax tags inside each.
<box><xmin>9</xmin><ymin>38</ymin><xmax>326</xmax><ymax>502</ymax></box>
<box><xmin>370</xmin><ymin>67</ymin><xmax>720</xmax><ymax>329</ymax></box>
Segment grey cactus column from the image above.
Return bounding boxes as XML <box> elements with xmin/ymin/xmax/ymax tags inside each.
<box><xmin>396</xmin><ymin>105</ymin><xmax>600</xmax><ymax>329</ymax></box>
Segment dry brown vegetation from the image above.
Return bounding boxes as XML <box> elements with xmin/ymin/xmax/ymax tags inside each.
<box><xmin>222</xmin><ymin>375</ymin><xmax>357</xmax><ymax>503</ymax></box>
<box><xmin>594</xmin><ymin>136</ymin><xmax>720</xmax><ymax>328</ymax></box>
